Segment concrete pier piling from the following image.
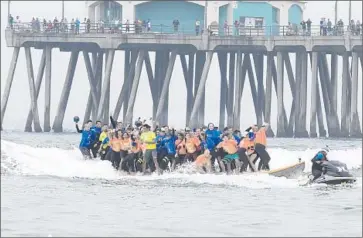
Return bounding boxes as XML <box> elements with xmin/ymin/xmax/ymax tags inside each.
<box><xmin>24</xmin><ymin>48</ymin><xmax>46</xmax><ymax>132</ymax></box>
<box><xmin>264</xmin><ymin>53</ymin><xmax>275</xmax><ymax>137</ymax></box>
<box><xmin>24</xmin><ymin>47</ymin><xmax>42</xmax><ymax>132</ymax></box>
<box><xmin>276</xmin><ymin>52</ymin><xmax>287</xmax><ymax>137</ymax></box>
<box><xmin>2</xmin><ymin>28</ymin><xmax>362</xmax><ymax>138</ymax></box>
<box><xmin>44</xmin><ymin>46</ymin><xmax>52</xmax><ymax>132</ymax></box>
<box><xmin>350</xmin><ymin>52</ymin><xmax>362</xmax><ymax>138</ymax></box>
<box><xmin>309</xmin><ymin>52</ymin><xmax>318</xmax><ymax>138</ymax></box>
<box><xmin>341</xmin><ymin>52</ymin><xmax>351</xmax><ymax>137</ymax></box>
<box><xmin>217</xmin><ymin>52</ymin><xmax>228</xmax><ymax>130</ymax></box>
<box><xmin>227</xmin><ymin>53</ymin><xmax>235</xmax><ymax>127</ymax></box>
<box><xmin>52</xmin><ymin>51</ymin><xmax>79</xmax><ymax>132</ymax></box>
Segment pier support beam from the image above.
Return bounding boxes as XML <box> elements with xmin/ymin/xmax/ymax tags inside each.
<box><xmin>309</xmin><ymin>52</ymin><xmax>318</xmax><ymax>138</ymax></box>
<box><xmin>189</xmin><ymin>51</ymin><xmax>213</xmax><ymax>128</ymax></box>
<box><xmin>232</xmin><ymin>51</ymin><xmax>242</xmax><ymax>129</ymax></box>
<box><xmin>294</xmin><ymin>51</ymin><xmax>308</xmax><ymax>137</ymax></box>
<box><xmin>264</xmin><ymin>52</ymin><xmax>275</xmax><ymax>137</ymax></box>
<box><xmin>318</xmin><ymin>52</ymin><xmax>340</xmax><ymax>137</ymax></box>
<box><xmin>97</xmin><ymin>50</ymin><xmax>115</xmax><ymax>121</ymax></box>
<box><xmin>194</xmin><ymin>51</ymin><xmax>206</xmax><ymax>126</ymax></box>
<box><xmin>329</xmin><ymin>53</ymin><xmax>340</xmax><ymax>137</ymax></box>
<box><xmin>227</xmin><ymin>52</ymin><xmax>235</xmax><ymax>127</ymax></box>
<box><xmin>160</xmin><ymin>51</ymin><xmax>171</xmax><ymax>126</ymax></box>
<box><xmin>321</xmin><ymin>53</ymin><xmax>340</xmax><ymax>137</ymax></box>
<box><xmin>350</xmin><ymin>52</ymin><xmax>362</xmax><ymax>137</ymax></box>
<box><xmin>113</xmin><ymin>50</ymin><xmax>135</xmax><ymax>121</ymax></box>
<box><xmin>155</xmin><ymin>50</ymin><xmax>177</xmax><ymax>124</ymax></box>
<box><xmin>276</xmin><ymin>52</ymin><xmax>287</xmax><ymax>137</ymax></box>
<box><xmin>24</xmin><ymin>49</ymin><xmax>46</xmax><ymax>132</ymax></box>
<box><xmin>1</xmin><ymin>47</ymin><xmax>20</xmax><ymax>130</ymax></box>
<box><xmin>246</xmin><ymin>54</ymin><xmax>259</xmax><ymax>126</ymax></box>
<box><xmin>217</xmin><ymin>52</ymin><xmax>228</xmax><ymax>129</ymax></box>
<box><xmin>125</xmin><ymin>50</ymin><xmax>145</xmax><ymax>125</ymax></box>
<box><xmin>252</xmin><ymin>53</ymin><xmax>265</xmax><ymax>127</ymax></box>
<box><xmin>283</xmin><ymin>52</ymin><xmax>296</xmax><ymax>137</ymax></box>
<box><xmin>123</xmin><ymin>50</ymin><xmax>137</xmax><ymax>121</ymax></box>
<box><xmin>44</xmin><ymin>46</ymin><xmax>52</xmax><ymax>132</ymax></box>
<box><xmin>341</xmin><ymin>52</ymin><xmax>350</xmax><ymax>137</ymax></box>
<box><xmin>180</xmin><ymin>53</ymin><xmax>195</xmax><ymax>126</ymax></box>
<box><xmin>83</xmin><ymin>51</ymin><xmax>103</xmax><ymax>124</ymax></box>
<box><xmin>53</xmin><ymin>51</ymin><xmax>79</xmax><ymax>132</ymax></box>
<box><xmin>24</xmin><ymin>47</ymin><xmax>42</xmax><ymax>132</ymax></box>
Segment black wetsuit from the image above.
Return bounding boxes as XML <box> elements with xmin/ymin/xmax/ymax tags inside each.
<box><xmin>255</xmin><ymin>143</ymin><xmax>270</xmax><ymax>171</ymax></box>
<box><xmin>311</xmin><ymin>161</ymin><xmax>323</xmax><ymax>180</ymax></box>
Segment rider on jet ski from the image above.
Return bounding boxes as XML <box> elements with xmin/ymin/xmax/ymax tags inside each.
<box><xmin>311</xmin><ymin>147</ymin><xmax>329</xmax><ymax>180</ymax></box>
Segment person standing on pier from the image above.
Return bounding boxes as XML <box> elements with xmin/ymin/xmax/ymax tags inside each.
<box><xmin>173</xmin><ymin>19</ymin><xmax>179</xmax><ymax>32</ymax></box>
<box><xmin>195</xmin><ymin>19</ymin><xmax>200</xmax><ymax>35</ymax></box>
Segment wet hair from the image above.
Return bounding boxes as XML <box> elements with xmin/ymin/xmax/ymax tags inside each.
<box><xmin>96</xmin><ymin>120</ymin><xmax>101</xmax><ymax>124</ymax></box>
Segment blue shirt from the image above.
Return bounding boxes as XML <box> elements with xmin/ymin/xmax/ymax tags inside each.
<box><xmin>156</xmin><ymin>135</ymin><xmax>166</xmax><ymax>152</ymax></box>
<box><xmin>205</xmin><ymin>129</ymin><xmax>221</xmax><ymax>146</ymax></box>
<box><xmin>79</xmin><ymin>130</ymin><xmax>92</xmax><ymax>148</ymax></box>
<box><xmin>233</xmin><ymin>134</ymin><xmax>241</xmax><ymax>144</ymax></box>
<box><xmin>90</xmin><ymin>126</ymin><xmax>101</xmax><ymax>143</ymax></box>
<box><xmin>162</xmin><ymin>136</ymin><xmax>177</xmax><ymax>155</ymax></box>
<box><xmin>201</xmin><ymin>137</ymin><xmax>215</xmax><ymax>151</ymax></box>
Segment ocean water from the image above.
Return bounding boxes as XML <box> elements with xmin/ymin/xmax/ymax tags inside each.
<box><xmin>1</xmin><ymin>131</ymin><xmax>362</xmax><ymax>237</ymax></box>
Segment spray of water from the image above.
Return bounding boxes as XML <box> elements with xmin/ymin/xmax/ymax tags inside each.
<box><xmin>1</xmin><ymin>140</ymin><xmax>361</xmax><ymax>188</ymax></box>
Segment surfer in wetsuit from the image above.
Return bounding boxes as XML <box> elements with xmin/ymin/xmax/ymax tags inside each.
<box><xmin>205</xmin><ymin>123</ymin><xmax>221</xmax><ymax>171</ymax></box>
<box><xmin>311</xmin><ymin>148</ymin><xmax>329</xmax><ymax>180</ymax></box>
<box><xmin>79</xmin><ymin>123</ymin><xmax>92</xmax><ymax>159</ymax></box>
<box><xmin>238</xmin><ymin>131</ymin><xmax>256</xmax><ymax>172</ymax></box>
<box><xmin>250</xmin><ymin>123</ymin><xmax>271</xmax><ymax>171</ymax></box>
<box><xmin>89</xmin><ymin>121</ymin><xmax>102</xmax><ymax>158</ymax></box>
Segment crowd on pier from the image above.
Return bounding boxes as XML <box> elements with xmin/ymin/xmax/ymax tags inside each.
<box><xmin>7</xmin><ymin>14</ymin><xmax>362</xmax><ymax>36</ymax></box>
<box><xmin>74</xmin><ymin>116</ymin><xmax>271</xmax><ymax>175</ymax></box>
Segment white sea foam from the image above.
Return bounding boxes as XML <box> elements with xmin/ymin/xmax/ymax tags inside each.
<box><xmin>1</xmin><ymin>139</ymin><xmax>361</xmax><ymax>189</ymax></box>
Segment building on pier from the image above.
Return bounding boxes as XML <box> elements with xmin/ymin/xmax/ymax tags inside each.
<box><xmin>86</xmin><ymin>1</ymin><xmax>305</xmax><ymax>35</ymax></box>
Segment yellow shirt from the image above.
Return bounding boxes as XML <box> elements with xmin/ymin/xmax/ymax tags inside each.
<box><xmin>99</xmin><ymin>131</ymin><xmax>108</xmax><ymax>149</ymax></box>
<box><xmin>140</xmin><ymin>131</ymin><xmax>156</xmax><ymax>150</ymax></box>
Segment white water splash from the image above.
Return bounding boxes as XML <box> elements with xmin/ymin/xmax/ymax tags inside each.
<box><xmin>1</xmin><ymin>139</ymin><xmax>361</xmax><ymax>189</ymax></box>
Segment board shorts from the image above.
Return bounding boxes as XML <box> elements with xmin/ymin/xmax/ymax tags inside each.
<box><xmin>222</xmin><ymin>153</ymin><xmax>239</xmax><ymax>163</ymax></box>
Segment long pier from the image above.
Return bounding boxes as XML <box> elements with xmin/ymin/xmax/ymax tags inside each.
<box><xmin>1</xmin><ymin>24</ymin><xmax>362</xmax><ymax>138</ymax></box>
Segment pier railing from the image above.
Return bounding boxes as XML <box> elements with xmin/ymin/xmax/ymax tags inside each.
<box><xmin>7</xmin><ymin>22</ymin><xmax>362</xmax><ymax>37</ymax></box>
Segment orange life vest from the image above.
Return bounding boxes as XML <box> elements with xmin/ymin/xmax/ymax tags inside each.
<box><xmin>255</xmin><ymin>128</ymin><xmax>267</xmax><ymax>146</ymax></box>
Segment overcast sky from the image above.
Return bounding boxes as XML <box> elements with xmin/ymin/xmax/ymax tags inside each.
<box><xmin>1</xmin><ymin>1</ymin><xmax>362</xmax><ymax>132</ymax></box>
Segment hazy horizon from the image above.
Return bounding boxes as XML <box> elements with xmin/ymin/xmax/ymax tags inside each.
<box><xmin>1</xmin><ymin>1</ymin><xmax>362</xmax><ymax>134</ymax></box>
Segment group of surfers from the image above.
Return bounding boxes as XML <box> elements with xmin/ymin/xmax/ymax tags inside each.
<box><xmin>75</xmin><ymin>116</ymin><xmax>272</xmax><ymax>175</ymax></box>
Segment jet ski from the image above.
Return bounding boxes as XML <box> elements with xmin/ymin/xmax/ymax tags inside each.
<box><xmin>309</xmin><ymin>160</ymin><xmax>357</xmax><ymax>185</ymax></box>
<box><xmin>312</xmin><ymin>175</ymin><xmax>357</xmax><ymax>185</ymax></box>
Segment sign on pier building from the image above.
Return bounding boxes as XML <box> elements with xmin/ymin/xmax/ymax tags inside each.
<box><xmin>86</xmin><ymin>1</ymin><xmax>305</xmax><ymax>35</ymax></box>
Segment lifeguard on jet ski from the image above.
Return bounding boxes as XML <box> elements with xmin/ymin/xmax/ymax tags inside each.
<box><xmin>309</xmin><ymin>146</ymin><xmax>356</xmax><ymax>185</ymax></box>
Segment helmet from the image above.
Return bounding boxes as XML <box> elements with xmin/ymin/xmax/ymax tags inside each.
<box><xmin>315</xmin><ymin>152</ymin><xmax>324</xmax><ymax>160</ymax></box>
